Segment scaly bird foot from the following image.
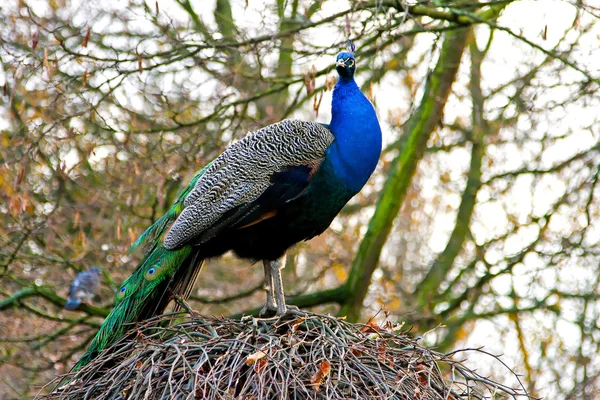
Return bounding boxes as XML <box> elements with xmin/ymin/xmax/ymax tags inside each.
<box><xmin>275</xmin><ymin>304</ymin><xmax>304</xmax><ymax>318</ymax></box>
<box><xmin>256</xmin><ymin>304</ymin><xmax>303</xmax><ymax>319</ymax></box>
<box><xmin>259</xmin><ymin>303</ymin><xmax>278</xmax><ymax>318</ymax></box>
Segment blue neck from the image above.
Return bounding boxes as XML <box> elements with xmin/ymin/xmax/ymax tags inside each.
<box><xmin>327</xmin><ymin>76</ymin><xmax>382</xmax><ymax>193</ymax></box>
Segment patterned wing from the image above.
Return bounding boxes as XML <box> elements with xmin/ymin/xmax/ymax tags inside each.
<box><xmin>163</xmin><ymin>119</ymin><xmax>334</xmax><ymax>249</ymax></box>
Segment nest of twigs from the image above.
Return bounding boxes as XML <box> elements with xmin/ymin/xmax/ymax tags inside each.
<box><xmin>43</xmin><ymin>312</ymin><xmax>528</xmax><ymax>399</ymax></box>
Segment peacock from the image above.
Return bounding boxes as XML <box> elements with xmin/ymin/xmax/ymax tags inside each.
<box><xmin>73</xmin><ymin>50</ymin><xmax>382</xmax><ymax>369</ymax></box>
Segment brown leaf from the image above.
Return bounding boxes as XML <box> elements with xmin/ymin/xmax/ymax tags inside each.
<box><xmin>382</xmin><ymin>320</ymin><xmax>394</xmax><ymax>332</ymax></box>
<box><xmin>82</xmin><ymin>27</ymin><xmax>91</xmax><ymax>48</ymax></box>
<box><xmin>32</xmin><ymin>30</ymin><xmax>39</xmax><ymax>50</ymax></box>
<box><xmin>291</xmin><ymin>316</ymin><xmax>305</xmax><ymax>332</ymax></box>
<box><xmin>20</xmin><ymin>193</ymin><xmax>28</xmax><ymax>212</ymax></box>
<box><xmin>43</xmin><ymin>48</ymin><xmax>50</xmax><ymax>74</ymax></box>
<box><xmin>414</xmin><ymin>364</ymin><xmax>429</xmax><ymax>387</ymax></box>
<box><xmin>310</xmin><ymin>360</ymin><xmax>330</xmax><ymax>390</ymax></box>
<box><xmin>253</xmin><ymin>356</ymin><xmax>267</xmax><ymax>372</ymax></box>
<box><xmin>128</xmin><ymin>227</ymin><xmax>137</xmax><ymax>245</ymax></box>
<box><xmin>116</xmin><ymin>215</ymin><xmax>122</xmax><ymax>240</ymax></box>
<box><xmin>16</xmin><ymin>164</ymin><xmax>26</xmax><ymax>186</ymax></box>
<box><xmin>360</xmin><ymin>319</ymin><xmax>379</xmax><ymax>333</ymax></box>
<box><xmin>313</xmin><ymin>91</ymin><xmax>323</xmax><ymax>117</ymax></box>
<box><xmin>542</xmin><ymin>25</ymin><xmax>547</xmax><ymax>40</ymax></box>
<box><xmin>304</xmin><ymin>65</ymin><xmax>316</xmax><ymax>96</ymax></box>
<box><xmin>350</xmin><ymin>345</ymin><xmax>364</xmax><ymax>357</ymax></box>
<box><xmin>245</xmin><ymin>350</ymin><xmax>267</xmax><ymax>365</ymax></box>
<box><xmin>11</xmin><ymin>197</ymin><xmax>19</xmax><ymax>215</ymax></box>
<box><xmin>79</xmin><ymin>229</ymin><xmax>87</xmax><ymax>249</ymax></box>
<box><xmin>325</xmin><ymin>75</ymin><xmax>336</xmax><ymax>91</ymax></box>
<box><xmin>304</xmin><ymin>73</ymin><xmax>312</xmax><ymax>96</ymax></box>
<box><xmin>73</xmin><ymin>211</ymin><xmax>80</xmax><ymax>228</ymax></box>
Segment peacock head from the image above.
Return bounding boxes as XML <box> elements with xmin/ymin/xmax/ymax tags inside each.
<box><xmin>336</xmin><ymin>52</ymin><xmax>356</xmax><ymax>79</ymax></box>
<box><xmin>89</xmin><ymin>266</ymin><xmax>102</xmax><ymax>275</ymax></box>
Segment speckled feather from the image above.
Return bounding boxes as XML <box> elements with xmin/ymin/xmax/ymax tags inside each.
<box><xmin>163</xmin><ymin>119</ymin><xmax>333</xmax><ymax>249</ymax></box>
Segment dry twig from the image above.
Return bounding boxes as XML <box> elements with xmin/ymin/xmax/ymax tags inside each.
<box><xmin>41</xmin><ymin>312</ymin><xmax>531</xmax><ymax>399</ymax></box>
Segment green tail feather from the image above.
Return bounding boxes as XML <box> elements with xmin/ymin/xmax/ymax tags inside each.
<box><xmin>73</xmin><ymin>245</ymin><xmax>204</xmax><ymax>371</ymax></box>
<box><xmin>71</xmin><ymin>161</ymin><xmax>214</xmax><ymax>373</ymax></box>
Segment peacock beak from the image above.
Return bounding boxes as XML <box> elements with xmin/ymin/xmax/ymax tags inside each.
<box><xmin>336</xmin><ymin>59</ymin><xmax>346</xmax><ymax>67</ymax></box>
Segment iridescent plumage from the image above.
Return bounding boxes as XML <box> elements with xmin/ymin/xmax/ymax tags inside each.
<box><xmin>74</xmin><ymin>51</ymin><xmax>382</xmax><ymax>370</ymax></box>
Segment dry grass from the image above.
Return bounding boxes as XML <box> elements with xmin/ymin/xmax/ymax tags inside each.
<box><xmin>41</xmin><ymin>312</ymin><xmax>530</xmax><ymax>399</ymax></box>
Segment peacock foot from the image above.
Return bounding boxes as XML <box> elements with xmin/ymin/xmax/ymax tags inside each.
<box><xmin>276</xmin><ymin>304</ymin><xmax>304</xmax><ymax>318</ymax></box>
<box><xmin>258</xmin><ymin>304</ymin><xmax>303</xmax><ymax>319</ymax></box>
<box><xmin>259</xmin><ymin>303</ymin><xmax>278</xmax><ymax>318</ymax></box>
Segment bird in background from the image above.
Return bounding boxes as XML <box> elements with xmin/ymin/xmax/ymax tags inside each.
<box><xmin>64</xmin><ymin>267</ymin><xmax>102</xmax><ymax>310</ymax></box>
<box><xmin>73</xmin><ymin>48</ymin><xmax>382</xmax><ymax>370</ymax></box>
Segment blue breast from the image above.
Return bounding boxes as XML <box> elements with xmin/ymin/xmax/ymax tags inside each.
<box><xmin>326</xmin><ymin>77</ymin><xmax>382</xmax><ymax>193</ymax></box>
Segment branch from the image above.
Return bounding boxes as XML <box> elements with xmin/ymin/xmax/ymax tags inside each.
<box><xmin>454</xmin><ymin>8</ymin><xmax>600</xmax><ymax>85</ymax></box>
<box><xmin>339</xmin><ymin>17</ymin><xmax>477</xmax><ymax>323</ymax></box>
<box><xmin>415</xmin><ymin>32</ymin><xmax>488</xmax><ymax>310</ymax></box>
<box><xmin>0</xmin><ymin>286</ymin><xmax>109</xmax><ymax>318</ymax></box>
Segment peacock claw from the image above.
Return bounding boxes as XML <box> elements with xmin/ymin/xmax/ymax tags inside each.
<box><xmin>285</xmin><ymin>304</ymin><xmax>304</xmax><ymax>314</ymax></box>
<box><xmin>259</xmin><ymin>304</ymin><xmax>278</xmax><ymax>318</ymax></box>
<box><xmin>256</xmin><ymin>304</ymin><xmax>303</xmax><ymax>319</ymax></box>
<box><xmin>275</xmin><ymin>304</ymin><xmax>304</xmax><ymax>318</ymax></box>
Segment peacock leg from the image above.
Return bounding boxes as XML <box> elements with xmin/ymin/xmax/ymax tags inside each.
<box><xmin>260</xmin><ymin>259</ymin><xmax>278</xmax><ymax>317</ymax></box>
<box><xmin>270</xmin><ymin>257</ymin><xmax>287</xmax><ymax>315</ymax></box>
<box><xmin>268</xmin><ymin>255</ymin><xmax>300</xmax><ymax>316</ymax></box>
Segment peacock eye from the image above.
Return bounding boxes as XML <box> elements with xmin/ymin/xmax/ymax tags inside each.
<box><xmin>148</xmin><ymin>268</ymin><xmax>156</xmax><ymax>275</ymax></box>
<box><xmin>348</xmin><ymin>59</ymin><xmax>355</xmax><ymax>67</ymax></box>
<box><xmin>120</xmin><ymin>286</ymin><xmax>126</xmax><ymax>293</ymax></box>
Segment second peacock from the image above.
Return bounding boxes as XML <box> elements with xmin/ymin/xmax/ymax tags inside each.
<box><xmin>74</xmin><ymin>50</ymin><xmax>382</xmax><ymax>369</ymax></box>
